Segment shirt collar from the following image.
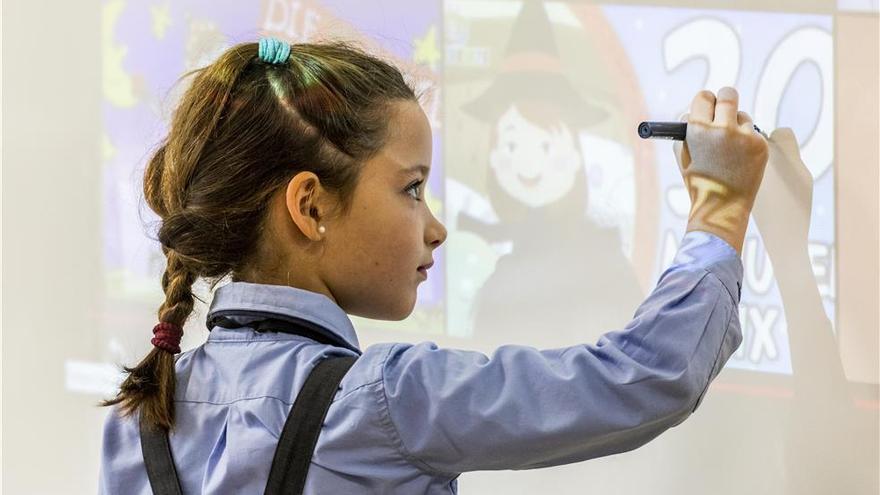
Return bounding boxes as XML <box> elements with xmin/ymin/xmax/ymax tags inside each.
<box><xmin>205</xmin><ymin>281</ymin><xmax>361</xmax><ymax>353</ymax></box>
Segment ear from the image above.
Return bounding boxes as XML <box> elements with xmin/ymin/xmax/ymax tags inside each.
<box><xmin>284</xmin><ymin>171</ymin><xmax>328</xmax><ymax>241</ymax></box>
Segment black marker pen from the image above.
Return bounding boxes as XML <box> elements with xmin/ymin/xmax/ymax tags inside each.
<box><xmin>637</xmin><ymin>121</ymin><xmax>768</xmax><ymax>140</ymax></box>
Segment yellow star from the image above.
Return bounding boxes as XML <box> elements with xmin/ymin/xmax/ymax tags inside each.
<box><xmin>101</xmin><ymin>133</ymin><xmax>117</xmax><ymax>162</ymax></box>
<box><xmin>413</xmin><ymin>25</ymin><xmax>440</xmax><ymax>71</ymax></box>
<box><xmin>151</xmin><ymin>2</ymin><xmax>172</xmax><ymax>40</ymax></box>
<box><xmin>102</xmin><ymin>0</ymin><xmax>137</xmax><ymax>107</ymax></box>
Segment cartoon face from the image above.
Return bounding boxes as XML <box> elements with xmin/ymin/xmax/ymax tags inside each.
<box><xmin>489</xmin><ymin>104</ymin><xmax>583</xmax><ymax>208</ymax></box>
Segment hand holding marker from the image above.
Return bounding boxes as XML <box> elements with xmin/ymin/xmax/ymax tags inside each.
<box><xmin>640</xmin><ymin>88</ymin><xmax>770</xmax><ymax>256</ymax></box>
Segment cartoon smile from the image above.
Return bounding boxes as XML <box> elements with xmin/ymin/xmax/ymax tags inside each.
<box><xmin>517</xmin><ymin>173</ymin><xmax>541</xmax><ymax>188</ymax></box>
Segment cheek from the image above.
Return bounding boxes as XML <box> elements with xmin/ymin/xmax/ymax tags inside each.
<box><xmin>336</xmin><ymin>212</ymin><xmax>421</xmax><ymax>319</ymax></box>
<box><xmin>345</xmin><ymin>209</ymin><xmax>420</xmax><ymax>278</ymax></box>
<box><xmin>490</xmin><ymin>148</ymin><xmax>513</xmax><ymax>174</ymax></box>
<box><xmin>550</xmin><ymin>147</ymin><xmax>579</xmax><ymax>173</ymax></box>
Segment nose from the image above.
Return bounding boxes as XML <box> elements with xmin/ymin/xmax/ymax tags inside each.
<box><xmin>426</xmin><ymin>210</ymin><xmax>447</xmax><ymax>249</ymax></box>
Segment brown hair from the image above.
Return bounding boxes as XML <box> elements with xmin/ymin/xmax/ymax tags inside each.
<box><xmin>488</xmin><ymin>100</ymin><xmax>571</xmax><ymax>149</ymax></box>
<box><xmin>101</xmin><ymin>39</ymin><xmax>419</xmax><ymax>431</ymax></box>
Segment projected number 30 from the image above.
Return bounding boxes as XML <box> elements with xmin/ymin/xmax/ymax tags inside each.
<box><xmin>663</xmin><ymin>19</ymin><xmax>832</xmax><ymax>179</ymax></box>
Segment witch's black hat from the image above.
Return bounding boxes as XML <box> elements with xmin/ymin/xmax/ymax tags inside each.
<box><xmin>461</xmin><ymin>1</ymin><xmax>607</xmax><ymax>127</ymax></box>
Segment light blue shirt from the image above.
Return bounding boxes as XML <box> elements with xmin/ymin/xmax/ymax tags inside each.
<box><xmin>99</xmin><ymin>230</ymin><xmax>743</xmax><ymax>494</ymax></box>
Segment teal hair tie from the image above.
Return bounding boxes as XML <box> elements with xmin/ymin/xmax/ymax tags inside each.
<box><xmin>258</xmin><ymin>37</ymin><xmax>290</xmax><ymax>65</ymax></box>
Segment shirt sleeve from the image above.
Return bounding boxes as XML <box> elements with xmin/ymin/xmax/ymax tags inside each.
<box><xmin>378</xmin><ymin>230</ymin><xmax>744</xmax><ymax>476</ymax></box>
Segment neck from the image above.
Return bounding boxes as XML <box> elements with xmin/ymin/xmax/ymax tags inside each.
<box><xmin>234</xmin><ymin>263</ymin><xmax>337</xmax><ymax>305</ymax></box>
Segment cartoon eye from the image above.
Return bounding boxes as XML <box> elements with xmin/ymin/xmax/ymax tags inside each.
<box><xmin>542</xmin><ymin>142</ymin><xmax>550</xmax><ymax>154</ymax></box>
<box><xmin>507</xmin><ymin>142</ymin><xmax>516</xmax><ymax>153</ymax></box>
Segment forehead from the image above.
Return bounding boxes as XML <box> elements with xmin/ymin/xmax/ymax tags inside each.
<box><xmin>491</xmin><ymin>105</ymin><xmax>577</xmax><ymax>150</ymax></box>
<box><xmin>362</xmin><ymin>100</ymin><xmax>432</xmax><ymax>178</ymax></box>
<box><xmin>495</xmin><ymin>103</ymin><xmax>568</xmax><ymax>133</ymax></box>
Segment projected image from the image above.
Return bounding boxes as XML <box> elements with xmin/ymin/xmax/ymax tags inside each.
<box><xmin>444</xmin><ymin>1</ymin><xmax>835</xmax><ymax>376</ymax></box>
<box><xmin>609</xmin><ymin>5</ymin><xmax>836</xmax><ymax>377</ymax></box>
<box><xmin>101</xmin><ymin>0</ymin><xmax>845</xmax><ymax>379</ymax></box>
<box><xmin>444</xmin><ymin>1</ymin><xmax>656</xmax><ymax>351</ymax></box>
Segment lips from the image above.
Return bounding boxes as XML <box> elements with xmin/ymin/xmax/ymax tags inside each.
<box><xmin>417</xmin><ymin>261</ymin><xmax>433</xmax><ymax>280</ymax></box>
<box><xmin>518</xmin><ymin>173</ymin><xmax>541</xmax><ymax>187</ymax></box>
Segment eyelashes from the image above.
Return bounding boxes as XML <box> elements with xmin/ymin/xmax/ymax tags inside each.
<box><xmin>406</xmin><ymin>180</ymin><xmax>424</xmax><ymax>201</ymax></box>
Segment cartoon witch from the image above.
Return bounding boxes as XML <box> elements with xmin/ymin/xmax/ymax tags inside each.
<box><xmin>457</xmin><ymin>1</ymin><xmax>644</xmax><ymax>350</ymax></box>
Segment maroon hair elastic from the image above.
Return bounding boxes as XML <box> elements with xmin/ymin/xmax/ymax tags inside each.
<box><xmin>151</xmin><ymin>321</ymin><xmax>184</xmax><ymax>354</ymax></box>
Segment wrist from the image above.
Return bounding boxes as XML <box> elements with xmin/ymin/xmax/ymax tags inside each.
<box><xmin>685</xmin><ymin>207</ymin><xmax>750</xmax><ymax>256</ymax></box>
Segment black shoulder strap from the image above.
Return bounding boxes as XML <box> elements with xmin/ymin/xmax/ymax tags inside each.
<box><xmin>139</xmin><ymin>416</ymin><xmax>183</xmax><ymax>495</ymax></box>
<box><xmin>264</xmin><ymin>355</ymin><xmax>357</xmax><ymax>495</ymax></box>
<box><xmin>139</xmin><ymin>355</ymin><xmax>357</xmax><ymax>495</ymax></box>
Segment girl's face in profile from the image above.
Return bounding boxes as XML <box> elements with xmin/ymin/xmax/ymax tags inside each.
<box><xmin>320</xmin><ymin>99</ymin><xmax>447</xmax><ymax>320</ymax></box>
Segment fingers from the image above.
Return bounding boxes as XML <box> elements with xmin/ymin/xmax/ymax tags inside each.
<box><xmin>737</xmin><ymin>110</ymin><xmax>753</xmax><ymax>127</ymax></box>
<box><xmin>689</xmin><ymin>90</ymin><xmax>716</xmax><ymax>123</ymax></box>
<box><xmin>713</xmin><ymin>87</ymin><xmax>739</xmax><ymax>126</ymax></box>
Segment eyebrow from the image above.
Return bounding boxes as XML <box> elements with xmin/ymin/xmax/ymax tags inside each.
<box><xmin>400</xmin><ymin>164</ymin><xmax>431</xmax><ymax>176</ymax></box>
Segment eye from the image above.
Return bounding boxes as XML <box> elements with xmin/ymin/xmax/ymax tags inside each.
<box><xmin>406</xmin><ymin>180</ymin><xmax>424</xmax><ymax>201</ymax></box>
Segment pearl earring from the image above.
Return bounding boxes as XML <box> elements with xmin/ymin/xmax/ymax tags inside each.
<box><xmin>318</xmin><ymin>225</ymin><xmax>326</xmax><ymax>234</ymax></box>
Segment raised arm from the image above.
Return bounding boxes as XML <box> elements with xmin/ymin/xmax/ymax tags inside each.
<box><xmin>378</xmin><ymin>230</ymin><xmax>743</xmax><ymax>475</ymax></box>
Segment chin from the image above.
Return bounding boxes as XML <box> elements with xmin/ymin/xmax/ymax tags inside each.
<box><xmin>388</xmin><ymin>293</ymin><xmax>419</xmax><ymax>321</ymax></box>
<box><xmin>386</xmin><ymin>302</ymin><xmax>416</xmax><ymax>321</ymax></box>
<box><xmin>385</xmin><ymin>311</ymin><xmax>412</xmax><ymax>322</ymax></box>
<box><xmin>356</xmin><ymin>295</ymin><xmax>416</xmax><ymax>321</ymax></box>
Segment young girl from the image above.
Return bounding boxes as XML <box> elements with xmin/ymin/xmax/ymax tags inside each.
<box><xmin>99</xmin><ymin>37</ymin><xmax>767</xmax><ymax>494</ymax></box>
